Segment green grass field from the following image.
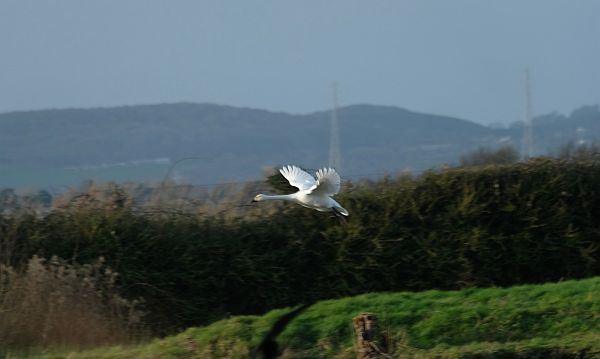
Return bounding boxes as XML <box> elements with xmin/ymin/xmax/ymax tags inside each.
<box><xmin>22</xmin><ymin>276</ymin><xmax>600</xmax><ymax>359</ymax></box>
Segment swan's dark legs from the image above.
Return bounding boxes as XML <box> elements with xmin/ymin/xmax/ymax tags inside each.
<box><xmin>331</xmin><ymin>207</ymin><xmax>347</xmax><ymax>223</ymax></box>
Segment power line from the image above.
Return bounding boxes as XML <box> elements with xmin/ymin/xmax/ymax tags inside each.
<box><xmin>160</xmin><ymin>156</ymin><xmax>212</xmax><ymax>186</ymax></box>
<box><xmin>328</xmin><ymin>82</ymin><xmax>342</xmax><ymax>171</ymax></box>
<box><xmin>522</xmin><ymin>69</ymin><xmax>534</xmax><ymax>159</ymax></box>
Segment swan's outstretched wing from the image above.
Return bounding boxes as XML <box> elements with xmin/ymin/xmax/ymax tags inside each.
<box><xmin>311</xmin><ymin>168</ymin><xmax>341</xmax><ymax>196</ymax></box>
<box><xmin>279</xmin><ymin>165</ymin><xmax>317</xmax><ymax>191</ymax></box>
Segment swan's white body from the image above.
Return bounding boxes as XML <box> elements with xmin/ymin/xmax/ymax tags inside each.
<box><xmin>253</xmin><ymin>165</ymin><xmax>349</xmax><ymax>216</ymax></box>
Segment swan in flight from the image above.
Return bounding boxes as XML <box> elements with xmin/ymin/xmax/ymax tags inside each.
<box><xmin>252</xmin><ymin>165</ymin><xmax>349</xmax><ymax>217</ymax></box>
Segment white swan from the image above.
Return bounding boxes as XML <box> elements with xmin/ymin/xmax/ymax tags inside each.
<box><xmin>252</xmin><ymin>165</ymin><xmax>349</xmax><ymax>217</ymax></box>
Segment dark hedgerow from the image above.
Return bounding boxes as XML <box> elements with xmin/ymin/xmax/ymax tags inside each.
<box><xmin>1</xmin><ymin>158</ymin><xmax>599</xmax><ymax>335</ymax></box>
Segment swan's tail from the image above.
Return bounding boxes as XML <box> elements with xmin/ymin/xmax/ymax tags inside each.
<box><xmin>332</xmin><ymin>206</ymin><xmax>349</xmax><ymax>217</ymax></box>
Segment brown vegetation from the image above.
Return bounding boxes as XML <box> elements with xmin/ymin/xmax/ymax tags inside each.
<box><xmin>0</xmin><ymin>256</ymin><xmax>145</xmax><ymax>355</ymax></box>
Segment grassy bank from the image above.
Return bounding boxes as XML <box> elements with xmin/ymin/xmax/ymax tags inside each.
<box><xmin>23</xmin><ymin>276</ymin><xmax>600</xmax><ymax>359</ymax></box>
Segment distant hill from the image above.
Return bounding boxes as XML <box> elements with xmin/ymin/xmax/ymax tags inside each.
<box><xmin>0</xmin><ymin>103</ymin><xmax>598</xmax><ymax>190</ymax></box>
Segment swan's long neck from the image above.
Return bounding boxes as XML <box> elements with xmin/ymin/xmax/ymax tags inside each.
<box><xmin>260</xmin><ymin>194</ymin><xmax>296</xmax><ymax>201</ymax></box>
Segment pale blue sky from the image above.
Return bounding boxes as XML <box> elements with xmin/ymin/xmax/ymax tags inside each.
<box><xmin>1</xmin><ymin>0</ymin><xmax>599</xmax><ymax>124</ymax></box>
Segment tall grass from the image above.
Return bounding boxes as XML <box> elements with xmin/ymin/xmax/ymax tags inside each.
<box><xmin>0</xmin><ymin>256</ymin><xmax>146</xmax><ymax>356</ymax></box>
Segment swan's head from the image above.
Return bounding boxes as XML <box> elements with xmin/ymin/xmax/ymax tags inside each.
<box><xmin>252</xmin><ymin>194</ymin><xmax>266</xmax><ymax>203</ymax></box>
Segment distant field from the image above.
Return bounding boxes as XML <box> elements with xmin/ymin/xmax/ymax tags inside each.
<box><xmin>26</xmin><ymin>277</ymin><xmax>600</xmax><ymax>359</ymax></box>
<box><xmin>0</xmin><ymin>163</ymin><xmax>169</xmax><ymax>190</ymax></box>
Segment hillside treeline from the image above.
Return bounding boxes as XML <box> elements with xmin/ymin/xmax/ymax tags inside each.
<box><xmin>1</xmin><ymin>158</ymin><xmax>600</xmax><ymax>336</ymax></box>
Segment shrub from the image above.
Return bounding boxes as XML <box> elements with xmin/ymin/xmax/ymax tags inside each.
<box><xmin>556</xmin><ymin>141</ymin><xmax>600</xmax><ymax>161</ymax></box>
<box><xmin>0</xmin><ymin>256</ymin><xmax>145</xmax><ymax>355</ymax></box>
<box><xmin>459</xmin><ymin>146</ymin><xmax>519</xmax><ymax>167</ymax></box>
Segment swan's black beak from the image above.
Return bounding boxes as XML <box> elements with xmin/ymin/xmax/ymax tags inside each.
<box><xmin>251</xmin><ymin>199</ymin><xmax>257</xmax><ymax>203</ymax></box>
